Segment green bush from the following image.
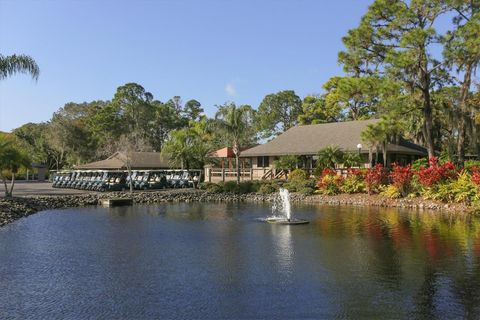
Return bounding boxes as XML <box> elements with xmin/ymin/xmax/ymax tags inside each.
<box><xmin>222</xmin><ymin>181</ymin><xmax>238</xmax><ymax>193</ymax></box>
<box><xmin>381</xmin><ymin>185</ymin><xmax>401</xmax><ymax>199</ymax></box>
<box><xmin>317</xmin><ymin>174</ymin><xmax>343</xmax><ymax>195</ymax></box>
<box><xmin>199</xmin><ymin>182</ymin><xmax>214</xmax><ymax>190</ymax></box>
<box><xmin>464</xmin><ymin>160</ymin><xmax>480</xmax><ymax>171</ymax></box>
<box><xmin>435</xmin><ymin>172</ymin><xmax>479</xmax><ymax>204</ymax></box>
<box><xmin>422</xmin><ymin>171</ymin><xmax>479</xmax><ymax>204</ymax></box>
<box><xmin>237</xmin><ymin>181</ymin><xmax>261</xmax><ymax>194</ymax></box>
<box><xmin>258</xmin><ymin>183</ymin><xmax>277</xmax><ymax>194</ymax></box>
<box><xmin>298</xmin><ymin>187</ymin><xmax>315</xmax><ymax>195</ymax></box>
<box><xmin>273</xmin><ymin>155</ymin><xmax>299</xmax><ymax>171</ymax></box>
<box><xmin>342</xmin><ymin>152</ymin><xmax>361</xmax><ymax>168</ymax></box>
<box><xmin>412</xmin><ymin>158</ymin><xmax>428</xmax><ymax>171</ymax></box>
<box><xmin>340</xmin><ymin>174</ymin><xmax>366</xmax><ymax>194</ymax></box>
<box><xmin>284</xmin><ymin>177</ymin><xmax>315</xmax><ymax>193</ymax></box>
<box><xmin>205</xmin><ymin>183</ymin><xmax>223</xmax><ymax>193</ymax></box>
<box><xmin>288</xmin><ymin>169</ymin><xmax>308</xmax><ymax>181</ymax></box>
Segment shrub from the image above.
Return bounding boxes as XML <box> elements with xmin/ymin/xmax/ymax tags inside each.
<box><xmin>381</xmin><ymin>185</ymin><xmax>401</xmax><ymax>199</ymax></box>
<box><xmin>222</xmin><ymin>181</ymin><xmax>238</xmax><ymax>193</ymax></box>
<box><xmin>342</xmin><ymin>152</ymin><xmax>362</xmax><ymax>168</ymax></box>
<box><xmin>317</xmin><ymin>169</ymin><xmax>343</xmax><ymax>195</ymax></box>
<box><xmin>412</xmin><ymin>158</ymin><xmax>428</xmax><ymax>171</ymax></box>
<box><xmin>205</xmin><ymin>183</ymin><xmax>223</xmax><ymax>193</ymax></box>
<box><xmin>464</xmin><ymin>160</ymin><xmax>480</xmax><ymax>171</ymax></box>
<box><xmin>472</xmin><ymin>167</ymin><xmax>480</xmax><ymax>188</ymax></box>
<box><xmin>389</xmin><ymin>163</ymin><xmax>413</xmax><ymax>197</ymax></box>
<box><xmin>236</xmin><ymin>181</ymin><xmax>260</xmax><ymax>194</ymax></box>
<box><xmin>365</xmin><ymin>164</ymin><xmax>387</xmax><ymax>194</ymax></box>
<box><xmin>284</xmin><ymin>178</ymin><xmax>316</xmax><ymax>192</ymax></box>
<box><xmin>316</xmin><ymin>145</ymin><xmax>344</xmax><ymax>169</ymax></box>
<box><xmin>416</xmin><ymin>157</ymin><xmax>457</xmax><ymax>187</ymax></box>
<box><xmin>258</xmin><ymin>183</ymin><xmax>277</xmax><ymax>194</ymax></box>
<box><xmin>273</xmin><ymin>155</ymin><xmax>299</xmax><ymax>171</ymax></box>
<box><xmin>288</xmin><ymin>168</ymin><xmax>308</xmax><ymax>181</ymax></box>
<box><xmin>433</xmin><ymin>171</ymin><xmax>479</xmax><ymax>204</ymax></box>
<box><xmin>340</xmin><ymin>168</ymin><xmax>366</xmax><ymax>194</ymax></box>
<box><xmin>298</xmin><ymin>187</ymin><xmax>315</xmax><ymax>195</ymax></box>
<box><xmin>199</xmin><ymin>182</ymin><xmax>215</xmax><ymax>190</ymax></box>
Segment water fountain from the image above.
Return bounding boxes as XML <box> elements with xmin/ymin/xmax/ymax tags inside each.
<box><xmin>266</xmin><ymin>188</ymin><xmax>309</xmax><ymax>225</ymax></box>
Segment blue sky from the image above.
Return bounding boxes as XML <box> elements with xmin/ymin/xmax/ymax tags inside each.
<box><xmin>2</xmin><ymin>0</ymin><xmax>377</xmax><ymax>131</ymax></box>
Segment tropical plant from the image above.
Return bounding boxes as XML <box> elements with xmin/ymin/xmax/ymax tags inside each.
<box><xmin>288</xmin><ymin>168</ymin><xmax>308</xmax><ymax>181</ymax></box>
<box><xmin>162</xmin><ymin>128</ymin><xmax>210</xmax><ymax>170</ymax></box>
<box><xmin>389</xmin><ymin>163</ymin><xmax>413</xmax><ymax>197</ymax></box>
<box><xmin>342</xmin><ymin>152</ymin><xmax>362</xmax><ymax>168</ymax></box>
<box><xmin>0</xmin><ymin>53</ymin><xmax>39</xmax><ymax>81</ymax></box>
<box><xmin>433</xmin><ymin>171</ymin><xmax>479</xmax><ymax>204</ymax></box>
<box><xmin>465</xmin><ymin>161</ymin><xmax>480</xmax><ymax>172</ymax></box>
<box><xmin>273</xmin><ymin>155</ymin><xmax>299</xmax><ymax>171</ymax></box>
<box><xmin>0</xmin><ymin>138</ymin><xmax>31</xmax><ymax>197</ymax></box>
<box><xmin>416</xmin><ymin>157</ymin><xmax>457</xmax><ymax>188</ymax></box>
<box><xmin>316</xmin><ymin>145</ymin><xmax>344</xmax><ymax>169</ymax></box>
<box><xmin>381</xmin><ymin>185</ymin><xmax>402</xmax><ymax>199</ymax></box>
<box><xmin>317</xmin><ymin>168</ymin><xmax>343</xmax><ymax>195</ymax></box>
<box><xmin>365</xmin><ymin>164</ymin><xmax>387</xmax><ymax>195</ymax></box>
<box><xmin>340</xmin><ymin>169</ymin><xmax>366</xmax><ymax>194</ymax></box>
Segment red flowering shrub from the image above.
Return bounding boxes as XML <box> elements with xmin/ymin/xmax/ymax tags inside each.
<box><xmin>346</xmin><ymin>168</ymin><xmax>364</xmax><ymax>178</ymax></box>
<box><xmin>340</xmin><ymin>168</ymin><xmax>366</xmax><ymax>194</ymax></box>
<box><xmin>472</xmin><ymin>167</ymin><xmax>480</xmax><ymax>187</ymax></box>
<box><xmin>415</xmin><ymin>157</ymin><xmax>457</xmax><ymax>187</ymax></box>
<box><xmin>389</xmin><ymin>163</ymin><xmax>413</xmax><ymax>196</ymax></box>
<box><xmin>321</xmin><ymin>168</ymin><xmax>337</xmax><ymax>177</ymax></box>
<box><xmin>365</xmin><ymin>164</ymin><xmax>388</xmax><ymax>194</ymax></box>
<box><xmin>317</xmin><ymin>168</ymin><xmax>343</xmax><ymax>195</ymax></box>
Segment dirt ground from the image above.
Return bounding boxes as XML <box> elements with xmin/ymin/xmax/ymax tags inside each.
<box><xmin>2</xmin><ymin>181</ymin><xmax>91</xmax><ymax>197</ymax></box>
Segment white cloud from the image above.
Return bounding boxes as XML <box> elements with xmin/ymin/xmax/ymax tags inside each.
<box><xmin>225</xmin><ymin>82</ymin><xmax>237</xmax><ymax>96</ymax></box>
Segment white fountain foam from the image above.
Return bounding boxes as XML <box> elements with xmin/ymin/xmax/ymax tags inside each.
<box><xmin>269</xmin><ymin>188</ymin><xmax>292</xmax><ymax>221</ymax></box>
<box><xmin>279</xmin><ymin>188</ymin><xmax>291</xmax><ymax>221</ymax></box>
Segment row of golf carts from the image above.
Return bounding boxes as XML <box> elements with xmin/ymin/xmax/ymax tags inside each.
<box><xmin>51</xmin><ymin>170</ymin><xmax>201</xmax><ymax>192</ymax></box>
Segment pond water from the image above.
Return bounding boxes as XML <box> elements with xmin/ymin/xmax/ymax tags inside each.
<box><xmin>1</xmin><ymin>203</ymin><xmax>480</xmax><ymax>319</ymax></box>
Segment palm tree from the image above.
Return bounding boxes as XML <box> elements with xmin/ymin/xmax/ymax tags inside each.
<box><xmin>214</xmin><ymin>103</ymin><xmax>255</xmax><ymax>184</ymax></box>
<box><xmin>162</xmin><ymin>128</ymin><xmax>210</xmax><ymax>170</ymax></box>
<box><xmin>0</xmin><ymin>138</ymin><xmax>31</xmax><ymax>197</ymax></box>
<box><xmin>0</xmin><ymin>53</ymin><xmax>39</xmax><ymax>81</ymax></box>
<box><xmin>361</xmin><ymin>124</ymin><xmax>383</xmax><ymax>166</ymax></box>
<box><xmin>317</xmin><ymin>145</ymin><xmax>344</xmax><ymax>169</ymax></box>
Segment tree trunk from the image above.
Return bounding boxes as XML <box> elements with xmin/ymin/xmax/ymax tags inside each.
<box><xmin>9</xmin><ymin>173</ymin><xmax>15</xmax><ymax>197</ymax></box>
<box><xmin>2</xmin><ymin>176</ymin><xmax>9</xmax><ymax>197</ymax></box>
<box><xmin>423</xmin><ymin>89</ymin><xmax>435</xmax><ymax>159</ymax></box>
<box><xmin>128</xmin><ymin>167</ymin><xmax>133</xmax><ymax>194</ymax></box>
<box><xmin>457</xmin><ymin>63</ymin><xmax>472</xmax><ymax>166</ymax></box>
<box><xmin>382</xmin><ymin>142</ymin><xmax>387</xmax><ymax>167</ymax></box>
<box><xmin>368</xmin><ymin>146</ymin><xmax>373</xmax><ymax>167</ymax></box>
<box><xmin>236</xmin><ymin>154</ymin><xmax>240</xmax><ymax>184</ymax></box>
<box><xmin>419</xmin><ymin>48</ymin><xmax>435</xmax><ymax>159</ymax></box>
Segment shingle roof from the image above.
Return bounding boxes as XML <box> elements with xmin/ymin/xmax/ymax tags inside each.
<box><xmin>240</xmin><ymin>119</ymin><xmax>427</xmax><ymax>157</ymax></box>
<box><xmin>75</xmin><ymin>152</ymin><xmax>170</xmax><ymax>170</ymax></box>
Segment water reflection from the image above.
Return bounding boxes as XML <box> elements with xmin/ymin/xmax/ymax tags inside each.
<box><xmin>313</xmin><ymin>206</ymin><xmax>480</xmax><ymax>318</ymax></box>
<box><xmin>1</xmin><ymin>204</ymin><xmax>480</xmax><ymax>319</ymax></box>
<box><xmin>270</xmin><ymin>225</ymin><xmax>294</xmax><ymax>277</ymax></box>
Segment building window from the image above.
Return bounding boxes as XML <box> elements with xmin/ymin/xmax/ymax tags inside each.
<box><xmin>257</xmin><ymin>156</ymin><xmax>270</xmax><ymax>168</ymax></box>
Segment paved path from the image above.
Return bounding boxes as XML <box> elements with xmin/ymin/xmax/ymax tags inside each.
<box><xmin>2</xmin><ymin>181</ymin><xmax>91</xmax><ymax>197</ymax></box>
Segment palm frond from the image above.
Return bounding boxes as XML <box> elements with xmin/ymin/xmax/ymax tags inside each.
<box><xmin>0</xmin><ymin>54</ymin><xmax>40</xmax><ymax>81</ymax></box>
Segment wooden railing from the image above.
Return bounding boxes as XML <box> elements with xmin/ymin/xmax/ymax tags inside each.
<box><xmin>205</xmin><ymin>165</ymin><xmax>372</xmax><ymax>182</ymax></box>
